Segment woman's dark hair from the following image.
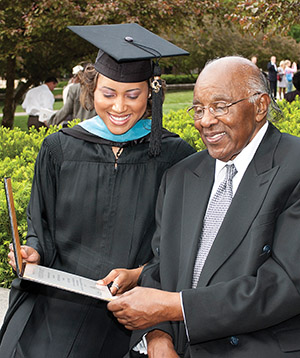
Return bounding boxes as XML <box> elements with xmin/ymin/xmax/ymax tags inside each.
<box><xmin>80</xmin><ymin>63</ymin><xmax>165</xmax><ymax>118</ymax></box>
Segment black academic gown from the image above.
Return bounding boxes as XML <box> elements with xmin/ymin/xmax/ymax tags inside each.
<box><xmin>0</xmin><ymin>126</ymin><xmax>195</xmax><ymax>358</ymax></box>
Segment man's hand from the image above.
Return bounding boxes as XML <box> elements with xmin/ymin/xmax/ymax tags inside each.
<box><xmin>8</xmin><ymin>244</ymin><xmax>40</xmax><ymax>272</ymax></box>
<box><xmin>107</xmin><ymin>286</ymin><xmax>183</xmax><ymax>330</ymax></box>
<box><xmin>97</xmin><ymin>267</ymin><xmax>143</xmax><ymax>295</ymax></box>
<box><xmin>147</xmin><ymin>330</ymin><xmax>179</xmax><ymax>358</ymax></box>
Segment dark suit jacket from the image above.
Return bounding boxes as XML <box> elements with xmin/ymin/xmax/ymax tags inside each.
<box><xmin>284</xmin><ymin>90</ymin><xmax>300</xmax><ymax>103</ymax></box>
<box><xmin>267</xmin><ymin>62</ymin><xmax>278</xmax><ymax>82</ymax></box>
<box><xmin>131</xmin><ymin>123</ymin><xmax>300</xmax><ymax>357</ymax></box>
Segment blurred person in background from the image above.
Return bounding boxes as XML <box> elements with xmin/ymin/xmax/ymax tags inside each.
<box><xmin>267</xmin><ymin>55</ymin><xmax>277</xmax><ymax>99</ymax></box>
<box><xmin>285</xmin><ymin>60</ymin><xmax>297</xmax><ymax>93</ymax></box>
<box><xmin>22</xmin><ymin>77</ymin><xmax>58</xmax><ymax>130</ymax></box>
<box><xmin>48</xmin><ymin>64</ymin><xmax>96</xmax><ymax>127</ymax></box>
<box><xmin>62</xmin><ymin>65</ymin><xmax>84</xmax><ymax>103</ymax></box>
<box><xmin>284</xmin><ymin>71</ymin><xmax>300</xmax><ymax>103</ymax></box>
<box><xmin>277</xmin><ymin>60</ymin><xmax>287</xmax><ymax>100</ymax></box>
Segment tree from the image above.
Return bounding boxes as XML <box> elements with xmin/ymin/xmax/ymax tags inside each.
<box><xmin>0</xmin><ymin>0</ymin><xmax>97</xmax><ymax>128</ymax></box>
<box><xmin>289</xmin><ymin>24</ymin><xmax>300</xmax><ymax>43</ymax></box>
<box><xmin>172</xmin><ymin>19</ymin><xmax>300</xmax><ymax>73</ymax></box>
<box><xmin>226</xmin><ymin>0</ymin><xmax>300</xmax><ymax>36</ymax></box>
<box><xmin>1</xmin><ymin>0</ymin><xmax>299</xmax><ymax>128</ymax></box>
<box><xmin>1</xmin><ymin>0</ymin><xmax>224</xmax><ymax>128</ymax></box>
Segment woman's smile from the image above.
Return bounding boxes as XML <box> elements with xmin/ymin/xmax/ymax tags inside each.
<box><xmin>108</xmin><ymin>113</ymin><xmax>132</xmax><ymax>125</ymax></box>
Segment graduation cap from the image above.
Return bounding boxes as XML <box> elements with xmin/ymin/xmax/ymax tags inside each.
<box><xmin>68</xmin><ymin>23</ymin><xmax>189</xmax><ymax>156</ymax></box>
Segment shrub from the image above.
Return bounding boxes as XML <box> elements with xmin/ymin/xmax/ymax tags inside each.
<box><xmin>162</xmin><ymin>74</ymin><xmax>198</xmax><ymax>84</ymax></box>
<box><xmin>163</xmin><ymin>109</ymin><xmax>205</xmax><ymax>151</ymax></box>
<box><xmin>1</xmin><ymin>99</ymin><xmax>300</xmax><ymax>287</ymax></box>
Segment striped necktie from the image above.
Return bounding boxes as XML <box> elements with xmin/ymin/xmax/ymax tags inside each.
<box><xmin>192</xmin><ymin>164</ymin><xmax>237</xmax><ymax>288</ymax></box>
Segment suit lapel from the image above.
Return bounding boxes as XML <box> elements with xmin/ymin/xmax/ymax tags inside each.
<box><xmin>177</xmin><ymin>152</ymin><xmax>215</xmax><ymax>291</ymax></box>
<box><xmin>197</xmin><ymin>123</ymin><xmax>282</xmax><ymax>287</ymax></box>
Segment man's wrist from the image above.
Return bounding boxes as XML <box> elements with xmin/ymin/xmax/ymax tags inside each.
<box><xmin>147</xmin><ymin>329</ymin><xmax>173</xmax><ymax>347</ymax></box>
<box><xmin>162</xmin><ymin>292</ymin><xmax>183</xmax><ymax>321</ymax></box>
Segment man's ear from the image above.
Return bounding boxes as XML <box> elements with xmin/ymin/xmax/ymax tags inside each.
<box><xmin>256</xmin><ymin>94</ymin><xmax>271</xmax><ymax>123</ymax></box>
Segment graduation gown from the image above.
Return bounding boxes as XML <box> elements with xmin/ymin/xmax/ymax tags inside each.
<box><xmin>0</xmin><ymin>126</ymin><xmax>195</xmax><ymax>358</ymax></box>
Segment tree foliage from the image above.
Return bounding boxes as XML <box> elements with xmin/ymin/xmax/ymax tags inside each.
<box><xmin>289</xmin><ymin>24</ymin><xmax>300</xmax><ymax>43</ymax></box>
<box><xmin>0</xmin><ymin>0</ymin><xmax>223</xmax><ymax>128</ymax></box>
<box><xmin>227</xmin><ymin>0</ymin><xmax>300</xmax><ymax>36</ymax></box>
<box><xmin>0</xmin><ymin>0</ymin><xmax>96</xmax><ymax>128</ymax></box>
<box><xmin>1</xmin><ymin>0</ymin><xmax>299</xmax><ymax>128</ymax></box>
<box><xmin>172</xmin><ymin>20</ymin><xmax>300</xmax><ymax>73</ymax></box>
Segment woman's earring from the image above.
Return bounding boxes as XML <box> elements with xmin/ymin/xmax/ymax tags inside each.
<box><xmin>148</xmin><ymin>92</ymin><xmax>152</xmax><ymax>99</ymax></box>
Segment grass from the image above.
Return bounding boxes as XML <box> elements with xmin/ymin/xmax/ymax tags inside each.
<box><xmin>14</xmin><ymin>116</ymin><xmax>28</xmax><ymax>131</ymax></box>
<box><xmin>2</xmin><ymin>90</ymin><xmax>194</xmax><ymax>131</ymax></box>
<box><xmin>163</xmin><ymin>90</ymin><xmax>193</xmax><ymax>114</ymax></box>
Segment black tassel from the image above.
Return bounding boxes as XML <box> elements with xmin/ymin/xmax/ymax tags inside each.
<box><xmin>149</xmin><ymin>62</ymin><xmax>163</xmax><ymax>157</ymax></box>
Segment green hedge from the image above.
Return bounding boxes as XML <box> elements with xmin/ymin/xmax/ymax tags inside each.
<box><xmin>1</xmin><ymin>100</ymin><xmax>300</xmax><ymax>287</ymax></box>
<box><xmin>163</xmin><ymin>109</ymin><xmax>205</xmax><ymax>151</ymax></box>
<box><xmin>162</xmin><ymin>74</ymin><xmax>198</xmax><ymax>84</ymax></box>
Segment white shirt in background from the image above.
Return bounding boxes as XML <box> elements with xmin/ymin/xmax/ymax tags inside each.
<box><xmin>22</xmin><ymin>84</ymin><xmax>55</xmax><ymax>116</ymax></box>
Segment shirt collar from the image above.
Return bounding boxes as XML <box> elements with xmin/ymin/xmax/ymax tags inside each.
<box><xmin>215</xmin><ymin>121</ymin><xmax>269</xmax><ymax>178</ymax></box>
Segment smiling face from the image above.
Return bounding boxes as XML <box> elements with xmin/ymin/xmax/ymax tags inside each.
<box><xmin>94</xmin><ymin>74</ymin><xmax>149</xmax><ymax>135</ymax></box>
<box><xmin>193</xmin><ymin>58</ymin><xmax>267</xmax><ymax>162</ymax></box>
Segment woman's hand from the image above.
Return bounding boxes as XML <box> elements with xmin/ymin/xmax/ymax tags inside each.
<box><xmin>97</xmin><ymin>266</ymin><xmax>144</xmax><ymax>295</ymax></box>
<box><xmin>8</xmin><ymin>244</ymin><xmax>41</xmax><ymax>272</ymax></box>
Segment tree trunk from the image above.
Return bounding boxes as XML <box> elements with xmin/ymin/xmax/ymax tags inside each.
<box><xmin>1</xmin><ymin>56</ymin><xmax>17</xmax><ymax>129</ymax></box>
<box><xmin>1</xmin><ymin>56</ymin><xmax>33</xmax><ymax>128</ymax></box>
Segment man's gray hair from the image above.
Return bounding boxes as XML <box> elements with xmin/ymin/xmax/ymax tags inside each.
<box><xmin>248</xmin><ymin>70</ymin><xmax>282</xmax><ymax>121</ymax></box>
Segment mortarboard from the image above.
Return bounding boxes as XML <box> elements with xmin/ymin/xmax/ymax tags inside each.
<box><xmin>68</xmin><ymin>23</ymin><xmax>189</xmax><ymax>156</ymax></box>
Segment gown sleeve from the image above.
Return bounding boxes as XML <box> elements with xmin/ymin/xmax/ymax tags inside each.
<box><xmin>26</xmin><ymin>133</ymin><xmax>62</xmax><ymax>267</ymax></box>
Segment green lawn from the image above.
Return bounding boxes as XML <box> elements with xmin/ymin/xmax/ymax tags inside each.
<box><xmin>13</xmin><ymin>116</ymin><xmax>29</xmax><ymax>131</ymax></box>
<box><xmin>3</xmin><ymin>90</ymin><xmax>194</xmax><ymax>131</ymax></box>
<box><xmin>163</xmin><ymin>90</ymin><xmax>193</xmax><ymax>113</ymax></box>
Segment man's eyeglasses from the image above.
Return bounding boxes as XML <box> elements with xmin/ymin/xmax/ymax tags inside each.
<box><xmin>187</xmin><ymin>92</ymin><xmax>262</xmax><ymax>120</ymax></box>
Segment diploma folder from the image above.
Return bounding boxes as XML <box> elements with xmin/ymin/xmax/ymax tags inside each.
<box><xmin>4</xmin><ymin>177</ymin><xmax>113</xmax><ymax>301</ymax></box>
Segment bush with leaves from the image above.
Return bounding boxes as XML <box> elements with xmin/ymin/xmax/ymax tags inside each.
<box><xmin>162</xmin><ymin>74</ymin><xmax>198</xmax><ymax>84</ymax></box>
<box><xmin>163</xmin><ymin>109</ymin><xmax>205</xmax><ymax>151</ymax></box>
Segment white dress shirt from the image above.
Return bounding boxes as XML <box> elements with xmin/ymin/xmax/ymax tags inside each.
<box><xmin>22</xmin><ymin>84</ymin><xmax>55</xmax><ymax>116</ymax></box>
<box><xmin>212</xmin><ymin>121</ymin><xmax>269</xmax><ymax>199</ymax></box>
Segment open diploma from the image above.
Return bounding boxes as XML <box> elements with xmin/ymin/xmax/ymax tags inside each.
<box><xmin>23</xmin><ymin>263</ymin><xmax>114</xmax><ymax>301</ymax></box>
<box><xmin>4</xmin><ymin>177</ymin><xmax>113</xmax><ymax>302</ymax></box>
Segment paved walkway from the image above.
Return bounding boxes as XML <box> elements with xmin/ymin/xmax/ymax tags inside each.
<box><xmin>0</xmin><ymin>287</ymin><xmax>9</xmax><ymax>326</ymax></box>
<box><xmin>0</xmin><ymin>112</ymin><xmax>26</xmax><ymax>117</ymax></box>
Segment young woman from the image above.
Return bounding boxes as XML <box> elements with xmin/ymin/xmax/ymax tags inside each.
<box><xmin>277</xmin><ymin>60</ymin><xmax>287</xmax><ymax>100</ymax></box>
<box><xmin>285</xmin><ymin>60</ymin><xmax>297</xmax><ymax>93</ymax></box>
<box><xmin>0</xmin><ymin>25</ymin><xmax>194</xmax><ymax>357</ymax></box>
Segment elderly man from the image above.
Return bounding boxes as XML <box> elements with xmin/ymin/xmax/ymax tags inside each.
<box><xmin>108</xmin><ymin>56</ymin><xmax>300</xmax><ymax>357</ymax></box>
